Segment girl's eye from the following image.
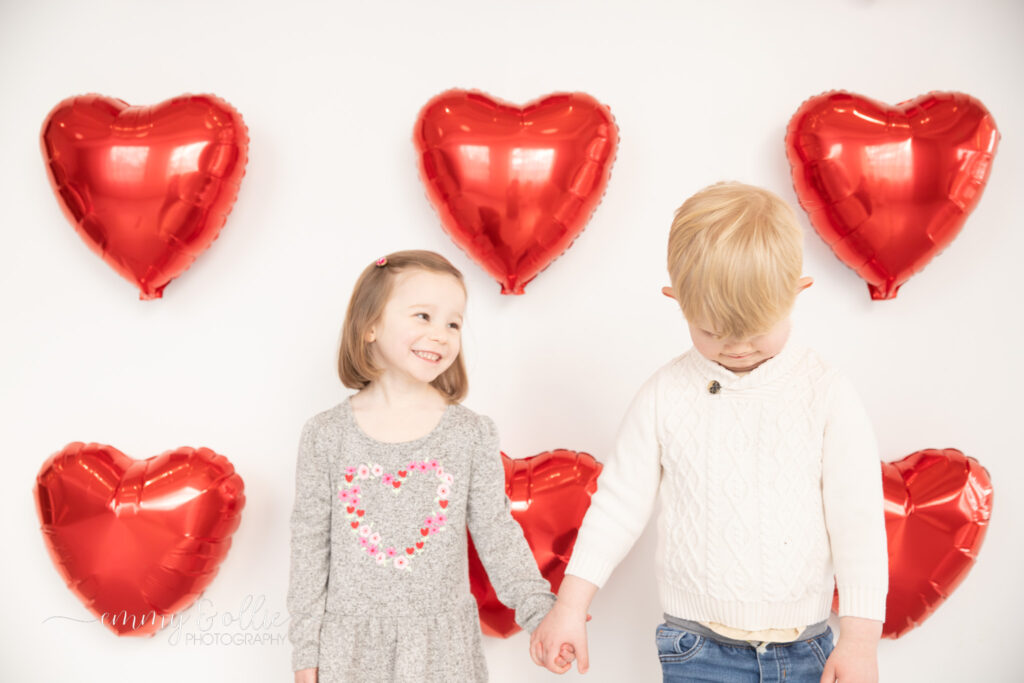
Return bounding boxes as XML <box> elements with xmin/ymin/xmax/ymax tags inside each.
<box><xmin>415</xmin><ymin>312</ymin><xmax>429</xmax><ymax>321</ymax></box>
<box><xmin>448</xmin><ymin>322</ymin><xmax>461</xmax><ymax>331</ymax></box>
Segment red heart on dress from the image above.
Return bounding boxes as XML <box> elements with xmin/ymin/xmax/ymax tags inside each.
<box><xmin>832</xmin><ymin>449</ymin><xmax>992</xmax><ymax>638</ymax></box>
<box><xmin>415</xmin><ymin>542</ymin><xmax>424</xmax><ymax>550</ymax></box>
<box><xmin>398</xmin><ymin>470</ymin><xmax>408</xmax><ymax>478</ymax></box>
<box><xmin>406</xmin><ymin>547</ymin><xmax>415</xmax><ymax>555</ymax></box>
<box><xmin>468</xmin><ymin>450</ymin><xmax>602</xmax><ymax>638</ymax></box>
<box><xmin>40</xmin><ymin>94</ymin><xmax>249</xmax><ymax>299</ymax></box>
<box><xmin>786</xmin><ymin>91</ymin><xmax>999</xmax><ymax>299</ymax></box>
<box><xmin>415</xmin><ymin>90</ymin><xmax>618</xmax><ymax>295</ymax></box>
<box><xmin>34</xmin><ymin>443</ymin><xmax>245</xmax><ymax>636</ymax></box>
<box><xmin>439</xmin><ymin>500</ymin><xmax>448</xmax><ymax>509</ymax></box>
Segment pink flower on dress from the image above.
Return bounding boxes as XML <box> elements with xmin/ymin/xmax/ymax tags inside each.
<box><xmin>370</xmin><ymin>464</ymin><xmax>384</xmax><ymax>477</ymax></box>
<box><xmin>440</xmin><ymin>472</ymin><xmax>454</xmax><ymax>485</ymax></box>
<box><xmin>381</xmin><ymin>473</ymin><xmax>394</xmax><ymax>486</ymax></box>
<box><xmin>345</xmin><ymin>466</ymin><xmax>357</xmax><ymax>476</ymax></box>
<box><xmin>436</xmin><ymin>513</ymin><xmax>447</xmax><ymax>526</ymax></box>
<box><xmin>359</xmin><ymin>537</ymin><xmax>368</xmax><ymax>547</ymax></box>
<box><xmin>428</xmin><ymin>459</ymin><xmax>440</xmax><ymax>470</ymax></box>
<box><xmin>369</xmin><ymin>533</ymin><xmax>381</xmax><ymax>546</ymax></box>
<box><xmin>357</xmin><ymin>464</ymin><xmax>370</xmax><ymax>479</ymax></box>
<box><xmin>350</xmin><ymin>485</ymin><xmax>361</xmax><ymax>495</ymax></box>
<box><xmin>359</xmin><ymin>525</ymin><xmax>372</xmax><ymax>538</ymax></box>
<box><xmin>368</xmin><ymin>545</ymin><xmax>378</xmax><ymax>554</ymax></box>
<box><xmin>376</xmin><ymin>552</ymin><xmax>387</xmax><ymax>565</ymax></box>
<box><xmin>394</xmin><ymin>556</ymin><xmax>409</xmax><ymax>570</ymax></box>
<box><xmin>385</xmin><ymin>547</ymin><xmax>397</xmax><ymax>558</ymax></box>
<box><xmin>424</xmin><ymin>515</ymin><xmax>436</xmax><ymax>528</ymax></box>
<box><xmin>436</xmin><ymin>484</ymin><xmax>450</xmax><ymax>500</ymax></box>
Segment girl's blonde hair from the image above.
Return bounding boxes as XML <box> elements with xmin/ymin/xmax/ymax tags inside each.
<box><xmin>667</xmin><ymin>182</ymin><xmax>803</xmax><ymax>340</ymax></box>
<box><xmin>338</xmin><ymin>250</ymin><xmax>468</xmax><ymax>403</ymax></box>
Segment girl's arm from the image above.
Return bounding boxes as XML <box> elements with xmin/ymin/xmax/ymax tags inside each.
<box><xmin>465</xmin><ymin>416</ymin><xmax>556</xmax><ymax>633</ymax></box>
<box><xmin>287</xmin><ymin>418</ymin><xmax>333</xmax><ymax>674</ymax></box>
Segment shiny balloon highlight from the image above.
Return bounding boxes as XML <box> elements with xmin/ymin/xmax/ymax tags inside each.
<box><xmin>35</xmin><ymin>443</ymin><xmax>246</xmax><ymax>636</ymax></box>
<box><xmin>41</xmin><ymin>94</ymin><xmax>249</xmax><ymax>299</ymax></box>
<box><xmin>415</xmin><ymin>89</ymin><xmax>618</xmax><ymax>295</ymax></box>
<box><xmin>786</xmin><ymin>91</ymin><xmax>999</xmax><ymax>299</ymax></box>
<box><xmin>469</xmin><ymin>450</ymin><xmax>602</xmax><ymax>637</ymax></box>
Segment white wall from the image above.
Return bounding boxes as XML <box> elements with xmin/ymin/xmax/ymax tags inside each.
<box><xmin>2</xmin><ymin>1</ymin><xmax>1021</xmax><ymax>680</ymax></box>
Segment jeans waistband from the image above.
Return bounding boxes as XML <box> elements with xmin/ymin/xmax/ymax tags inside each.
<box><xmin>663</xmin><ymin>614</ymin><xmax>830</xmax><ymax>648</ymax></box>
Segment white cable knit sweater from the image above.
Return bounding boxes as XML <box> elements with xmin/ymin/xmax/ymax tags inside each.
<box><xmin>566</xmin><ymin>342</ymin><xmax>888</xmax><ymax>629</ymax></box>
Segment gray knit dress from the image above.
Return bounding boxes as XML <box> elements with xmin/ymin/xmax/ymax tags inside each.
<box><xmin>287</xmin><ymin>400</ymin><xmax>555</xmax><ymax>682</ymax></box>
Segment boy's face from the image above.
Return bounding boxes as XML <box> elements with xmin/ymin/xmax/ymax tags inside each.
<box><xmin>687</xmin><ymin>316</ymin><xmax>791</xmax><ymax>374</ymax></box>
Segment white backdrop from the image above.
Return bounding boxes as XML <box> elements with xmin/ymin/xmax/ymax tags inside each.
<box><xmin>2</xmin><ymin>1</ymin><xmax>1021</xmax><ymax>681</ymax></box>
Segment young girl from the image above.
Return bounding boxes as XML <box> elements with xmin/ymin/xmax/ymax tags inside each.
<box><xmin>287</xmin><ymin>250</ymin><xmax>555</xmax><ymax>683</ymax></box>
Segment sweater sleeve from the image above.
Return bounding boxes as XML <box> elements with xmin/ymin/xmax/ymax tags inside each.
<box><xmin>286</xmin><ymin>418</ymin><xmax>332</xmax><ymax>670</ymax></box>
<box><xmin>821</xmin><ymin>374</ymin><xmax>889</xmax><ymax>621</ymax></box>
<box><xmin>565</xmin><ymin>373</ymin><xmax>662</xmax><ymax>587</ymax></box>
<box><xmin>466</xmin><ymin>415</ymin><xmax>556</xmax><ymax>633</ymax></box>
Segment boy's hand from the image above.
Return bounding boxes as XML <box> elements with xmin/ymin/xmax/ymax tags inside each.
<box><xmin>529</xmin><ymin>601</ymin><xmax>590</xmax><ymax>674</ymax></box>
<box><xmin>820</xmin><ymin>617</ymin><xmax>881</xmax><ymax>683</ymax></box>
<box><xmin>294</xmin><ymin>668</ymin><xmax>317</xmax><ymax>683</ymax></box>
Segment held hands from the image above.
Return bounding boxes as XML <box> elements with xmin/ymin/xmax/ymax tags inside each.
<box><xmin>529</xmin><ymin>601</ymin><xmax>591</xmax><ymax>674</ymax></box>
<box><xmin>820</xmin><ymin>617</ymin><xmax>882</xmax><ymax>683</ymax></box>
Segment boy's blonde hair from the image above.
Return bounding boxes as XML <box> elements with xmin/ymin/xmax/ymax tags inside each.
<box><xmin>338</xmin><ymin>250</ymin><xmax>468</xmax><ymax>403</ymax></box>
<box><xmin>667</xmin><ymin>182</ymin><xmax>803</xmax><ymax>340</ymax></box>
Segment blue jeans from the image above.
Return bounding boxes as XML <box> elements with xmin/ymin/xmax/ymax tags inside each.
<box><xmin>655</xmin><ymin>622</ymin><xmax>835</xmax><ymax>683</ymax></box>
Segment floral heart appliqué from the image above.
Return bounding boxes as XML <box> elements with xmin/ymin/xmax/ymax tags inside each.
<box><xmin>339</xmin><ymin>459</ymin><xmax>453</xmax><ymax>571</ymax></box>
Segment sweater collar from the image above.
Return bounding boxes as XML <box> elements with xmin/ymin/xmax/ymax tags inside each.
<box><xmin>687</xmin><ymin>338</ymin><xmax>805</xmax><ymax>391</ymax></box>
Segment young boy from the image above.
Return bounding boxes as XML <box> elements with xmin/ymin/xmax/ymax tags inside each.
<box><xmin>531</xmin><ymin>182</ymin><xmax>888</xmax><ymax>682</ymax></box>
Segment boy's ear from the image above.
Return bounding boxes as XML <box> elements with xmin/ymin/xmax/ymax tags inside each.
<box><xmin>797</xmin><ymin>276</ymin><xmax>814</xmax><ymax>292</ymax></box>
<box><xmin>661</xmin><ymin>286</ymin><xmax>677</xmax><ymax>300</ymax></box>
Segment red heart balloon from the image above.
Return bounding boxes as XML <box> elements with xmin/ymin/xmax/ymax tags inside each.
<box><xmin>34</xmin><ymin>443</ymin><xmax>245</xmax><ymax>636</ymax></box>
<box><xmin>41</xmin><ymin>94</ymin><xmax>249</xmax><ymax>299</ymax></box>
<box><xmin>786</xmin><ymin>91</ymin><xmax>999</xmax><ymax>299</ymax></box>
<box><xmin>415</xmin><ymin>90</ymin><xmax>617</xmax><ymax>295</ymax></box>
<box><xmin>468</xmin><ymin>449</ymin><xmax>601</xmax><ymax>638</ymax></box>
<box><xmin>833</xmin><ymin>449</ymin><xmax>993</xmax><ymax>638</ymax></box>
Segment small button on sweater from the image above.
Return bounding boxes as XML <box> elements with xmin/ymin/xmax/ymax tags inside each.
<box><xmin>566</xmin><ymin>342</ymin><xmax>888</xmax><ymax>630</ymax></box>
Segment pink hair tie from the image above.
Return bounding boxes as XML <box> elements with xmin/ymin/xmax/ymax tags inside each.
<box><xmin>375</xmin><ymin>256</ymin><xmax>388</xmax><ymax>267</ymax></box>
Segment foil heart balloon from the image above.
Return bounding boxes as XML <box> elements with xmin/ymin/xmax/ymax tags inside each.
<box><xmin>468</xmin><ymin>449</ymin><xmax>601</xmax><ymax>637</ymax></box>
<box><xmin>415</xmin><ymin>90</ymin><xmax>617</xmax><ymax>295</ymax></box>
<box><xmin>34</xmin><ymin>443</ymin><xmax>245</xmax><ymax>636</ymax></box>
<box><xmin>833</xmin><ymin>449</ymin><xmax>993</xmax><ymax>638</ymax></box>
<box><xmin>41</xmin><ymin>94</ymin><xmax>249</xmax><ymax>299</ymax></box>
<box><xmin>786</xmin><ymin>91</ymin><xmax>999</xmax><ymax>299</ymax></box>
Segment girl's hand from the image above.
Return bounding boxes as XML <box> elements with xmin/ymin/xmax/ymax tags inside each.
<box><xmin>820</xmin><ymin>617</ymin><xmax>881</xmax><ymax>683</ymax></box>
<box><xmin>294</xmin><ymin>667</ymin><xmax>317</xmax><ymax>683</ymax></box>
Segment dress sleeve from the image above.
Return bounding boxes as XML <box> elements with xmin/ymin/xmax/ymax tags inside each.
<box><xmin>286</xmin><ymin>418</ymin><xmax>332</xmax><ymax>670</ymax></box>
<box><xmin>565</xmin><ymin>373</ymin><xmax>662</xmax><ymax>587</ymax></box>
<box><xmin>466</xmin><ymin>415</ymin><xmax>556</xmax><ymax>633</ymax></box>
<box><xmin>821</xmin><ymin>374</ymin><xmax>889</xmax><ymax>621</ymax></box>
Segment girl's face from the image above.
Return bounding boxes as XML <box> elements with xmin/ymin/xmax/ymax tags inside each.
<box><xmin>367</xmin><ymin>269</ymin><xmax>466</xmax><ymax>386</ymax></box>
<box><xmin>687</xmin><ymin>316</ymin><xmax>791</xmax><ymax>374</ymax></box>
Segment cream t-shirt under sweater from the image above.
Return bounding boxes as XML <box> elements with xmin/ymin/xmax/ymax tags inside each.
<box><xmin>566</xmin><ymin>342</ymin><xmax>888</xmax><ymax>630</ymax></box>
